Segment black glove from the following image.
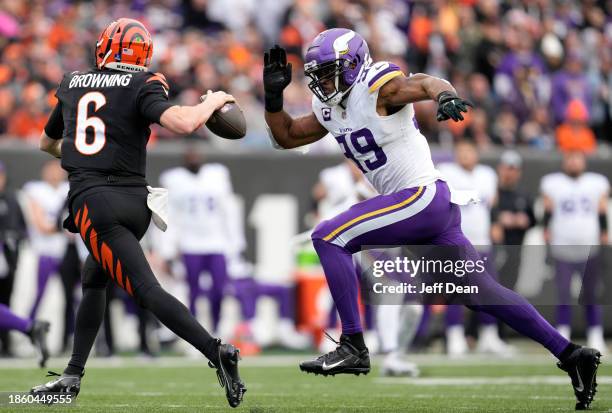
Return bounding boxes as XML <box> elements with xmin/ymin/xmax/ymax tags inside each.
<box><xmin>436</xmin><ymin>91</ymin><xmax>473</xmax><ymax>122</ymax></box>
<box><xmin>263</xmin><ymin>45</ymin><xmax>292</xmax><ymax>112</ymax></box>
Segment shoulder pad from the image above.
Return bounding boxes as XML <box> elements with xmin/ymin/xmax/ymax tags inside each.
<box><xmin>364</xmin><ymin>61</ymin><xmax>404</xmax><ymax>93</ymax></box>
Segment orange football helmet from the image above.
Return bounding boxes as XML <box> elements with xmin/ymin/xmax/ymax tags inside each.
<box><xmin>95</xmin><ymin>18</ymin><xmax>153</xmax><ymax>72</ymax></box>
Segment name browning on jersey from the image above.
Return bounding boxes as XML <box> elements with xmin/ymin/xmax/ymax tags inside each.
<box><xmin>69</xmin><ymin>72</ymin><xmax>133</xmax><ymax>88</ymax></box>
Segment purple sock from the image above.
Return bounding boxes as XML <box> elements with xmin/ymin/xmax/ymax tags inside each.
<box><xmin>585</xmin><ymin>305</ymin><xmax>602</xmax><ymax>327</ymax></box>
<box><xmin>182</xmin><ymin>254</ymin><xmax>202</xmax><ymax>315</ymax></box>
<box><xmin>203</xmin><ymin>254</ymin><xmax>228</xmax><ymax>332</ymax></box>
<box><xmin>557</xmin><ymin>304</ymin><xmax>572</xmax><ymax>326</ymax></box>
<box><xmin>233</xmin><ymin>279</ymin><xmax>257</xmax><ymax>320</ymax></box>
<box><xmin>555</xmin><ymin>260</ymin><xmax>573</xmax><ymax>326</ymax></box>
<box><xmin>312</xmin><ymin>239</ymin><xmax>362</xmax><ymax>334</ymax></box>
<box><xmin>327</xmin><ymin>305</ymin><xmax>338</xmax><ymax>329</ymax></box>
<box><xmin>445</xmin><ymin>305</ymin><xmax>463</xmax><ymax>326</ymax></box>
<box><xmin>415</xmin><ymin>305</ymin><xmax>431</xmax><ymax>339</ymax></box>
<box><xmin>258</xmin><ymin>283</ymin><xmax>294</xmax><ymax>319</ymax></box>
<box><xmin>0</xmin><ymin>304</ymin><xmax>31</xmax><ymax>333</ymax></box>
<box><xmin>479</xmin><ymin>312</ymin><xmax>498</xmax><ymax>325</ymax></box>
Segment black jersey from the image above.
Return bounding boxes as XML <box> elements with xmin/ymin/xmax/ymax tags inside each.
<box><xmin>44</xmin><ymin>68</ymin><xmax>173</xmax><ymax>196</ymax></box>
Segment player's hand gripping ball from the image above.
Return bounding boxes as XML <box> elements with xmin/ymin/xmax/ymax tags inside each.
<box><xmin>200</xmin><ymin>92</ymin><xmax>247</xmax><ymax>139</ymax></box>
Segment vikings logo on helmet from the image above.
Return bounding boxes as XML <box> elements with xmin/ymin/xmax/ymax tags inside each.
<box><xmin>304</xmin><ymin>28</ymin><xmax>371</xmax><ymax>107</ymax></box>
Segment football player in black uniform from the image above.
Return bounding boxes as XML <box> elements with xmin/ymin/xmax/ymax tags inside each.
<box><xmin>30</xmin><ymin>18</ymin><xmax>246</xmax><ymax>408</ymax></box>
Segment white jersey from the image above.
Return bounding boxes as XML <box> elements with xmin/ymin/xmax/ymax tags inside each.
<box><xmin>312</xmin><ymin>61</ymin><xmax>442</xmax><ymax>195</ymax></box>
<box><xmin>437</xmin><ymin>163</ymin><xmax>497</xmax><ymax>247</ymax></box>
<box><xmin>160</xmin><ymin>164</ymin><xmax>234</xmax><ymax>255</ymax></box>
<box><xmin>23</xmin><ymin>180</ymin><xmax>69</xmax><ymax>258</ymax></box>
<box><xmin>318</xmin><ymin>164</ymin><xmax>358</xmax><ymax>220</ymax></box>
<box><xmin>318</xmin><ymin>163</ymin><xmax>377</xmax><ymax>220</ymax></box>
<box><xmin>541</xmin><ymin>172</ymin><xmax>609</xmax><ymax>260</ymax></box>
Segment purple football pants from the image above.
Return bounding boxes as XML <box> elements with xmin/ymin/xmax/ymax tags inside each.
<box><xmin>555</xmin><ymin>257</ymin><xmax>602</xmax><ymax>327</ymax></box>
<box><xmin>29</xmin><ymin>255</ymin><xmax>61</xmax><ymax>319</ymax></box>
<box><xmin>230</xmin><ymin>278</ymin><xmax>294</xmax><ymax>320</ymax></box>
<box><xmin>182</xmin><ymin>253</ymin><xmax>228</xmax><ymax>332</ymax></box>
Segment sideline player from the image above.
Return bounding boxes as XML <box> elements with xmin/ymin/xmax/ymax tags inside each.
<box><xmin>160</xmin><ymin>153</ymin><xmax>232</xmax><ymax>334</ymax></box>
<box><xmin>23</xmin><ymin>160</ymin><xmax>69</xmax><ymax>319</ymax></box>
<box><xmin>263</xmin><ymin>29</ymin><xmax>600</xmax><ymax>409</ymax></box>
<box><xmin>31</xmin><ymin>18</ymin><xmax>245</xmax><ymax>407</ymax></box>
<box><xmin>541</xmin><ymin>151</ymin><xmax>609</xmax><ymax>354</ymax></box>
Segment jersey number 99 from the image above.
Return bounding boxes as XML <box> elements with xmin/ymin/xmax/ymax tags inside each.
<box><xmin>75</xmin><ymin>92</ymin><xmax>107</xmax><ymax>155</ymax></box>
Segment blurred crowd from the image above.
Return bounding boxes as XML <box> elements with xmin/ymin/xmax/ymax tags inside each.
<box><xmin>0</xmin><ymin>0</ymin><xmax>611</xmax><ymax>152</ymax></box>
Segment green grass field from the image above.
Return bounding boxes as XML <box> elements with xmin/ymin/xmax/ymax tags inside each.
<box><xmin>0</xmin><ymin>353</ymin><xmax>610</xmax><ymax>412</ymax></box>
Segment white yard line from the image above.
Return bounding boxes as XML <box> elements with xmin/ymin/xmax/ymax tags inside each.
<box><xmin>374</xmin><ymin>376</ymin><xmax>612</xmax><ymax>386</ymax></box>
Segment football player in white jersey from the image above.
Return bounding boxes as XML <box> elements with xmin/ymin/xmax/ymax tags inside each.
<box><xmin>23</xmin><ymin>160</ymin><xmax>69</xmax><ymax>319</ymax></box>
<box><xmin>541</xmin><ymin>151</ymin><xmax>609</xmax><ymax>354</ymax></box>
<box><xmin>438</xmin><ymin>141</ymin><xmax>514</xmax><ymax>357</ymax></box>
<box><xmin>159</xmin><ymin>154</ymin><xmax>234</xmax><ymax>334</ymax></box>
<box><xmin>263</xmin><ymin>29</ymin><xmax>600</xmax><ymax>408</ymax></box>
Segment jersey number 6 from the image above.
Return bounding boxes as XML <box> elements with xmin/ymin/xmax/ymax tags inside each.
<box><xmin>75</xmin><ymin>91</ymin><xmax>107</xmax><ymax>155</ymax></box>
<box><xmin>335</xmin><ymin>128</ymin><xmax>387</xmax><ymax>173</ymax></box>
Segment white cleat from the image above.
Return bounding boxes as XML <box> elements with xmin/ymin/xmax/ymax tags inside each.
<box><xmin>318</xmin><ymin>329</ymin><xmax>340</xmax><ymax>353</ymax></box>
<box><xmin>476</xmin><ymin>325</ymin><xmax>516</xmax><ymax>357</ymax></box>
<box><xmin>446</xmin><ymin>325</ymin><xmax>468</xmax><ymax>358</ymax></box>
<box><xmin>278</xmin><ymin>331</ymin><xmax>311</xmax><ymax>350</ymax></box>
<box><xmin>277</xmin><ymin>319</ymin><xmax>311</xmax><ymax>350</ymax></box>
<box><xmin>587</xmin><ymin>326</ymin><xmax>608</xmax><ymax>356</ymax></box>
<box><xmin>557</xmin><ymin>325</ymin><xmax>571</xmax><ymax>341</ymax></box>
<box><xmin>380</xmin><ymin>351</ymin><xmax>420</xmax><ymax>377</ymax></box>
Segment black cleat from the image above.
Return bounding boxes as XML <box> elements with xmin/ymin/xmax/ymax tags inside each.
<box><xmin>209</xmin><ymin>341</ymin><xmax>246</xmax><ymax>408</ymax></box>
<box><xmin>557</xmin><ymin>347</ymin><xmax>601</xmax><ymax>410</ymax></box>
<box><xmin>299</xmin><ymin>333</ymin><xmax>370</xmax><ymax>376</ymax></box>
<box><xmin>28</xmin><ymin>321</ymin><xmax>50</xmax><ymax>368</ymax></box>
<box><xmin>30</xmin><ymin>371</ymin><xmax>82</xmax><ymax>399</ymax></box>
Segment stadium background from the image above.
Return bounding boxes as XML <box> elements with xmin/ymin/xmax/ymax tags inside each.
<box><xmin>0</xmin><ymin>0</ymin><xmax>611</xmax><ymax>371</ymax></box>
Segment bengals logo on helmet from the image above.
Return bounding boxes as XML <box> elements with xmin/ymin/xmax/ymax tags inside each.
<box><xmin>95</xmin><ymin>18</ymin><xmax>153</xmax><ymax>73</ymax></box>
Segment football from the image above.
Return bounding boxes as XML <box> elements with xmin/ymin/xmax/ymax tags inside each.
<box><xmin>204</xmin><ymin>100</ymin><xmax>247</xmax><ymax>140</ymax></box>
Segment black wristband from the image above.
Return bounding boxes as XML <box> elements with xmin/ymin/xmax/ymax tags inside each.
<box><xmin>543</xmin><ymin>211</ymin><xmax>552</xmax><ymax>228</ymax></box>
<box><xmin>599</xmin><ymin>213</ymin><xmax>608</xmax><ymax>231</ymax></box>
<box><xmin>265</xmin><ymin>92</ymin><xmax>283</xmax><ymax>113</ymax></box>
<box><xmin>437</xmin><ymin>91</ymin><xmax>457</xmax><ymax>103</ymax></box>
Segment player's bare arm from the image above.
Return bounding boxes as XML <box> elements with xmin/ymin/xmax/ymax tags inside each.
<box><xmin>265</xmin><ymin>112</ymin><xmax>328</xmax><ymax>149</ymax></box>
<box><xmin>598</xmin><ymin>190</ymin><xmax>609</xmax><ymax>244</ymax></box>
<box><xmin>263</xmin><ymin>45</ymin><xmax>327</xmax><ymax>149</ymax></box>
<box><xmin>160</xmin><ymin>90</ymin><xmax>234</xmax><ymax>135</ymax></box>
<box><xmin>378</xmin><ymin>73</ymin><xmax>473</xmax><ymax>121</ymax></box>
<box><xmin>542</xmin><ymin>193</ymin><xmax>554</xmax><ymax>244</ymax></box>
<box><xmin>39</xmin><ymin>101</ymin><xmax>63</xmax><ymax>158</ymax></box>
<box><xmin>39</xmin><ymin>132</ymin><xmax>62</xmax><ymax>158</ymax></box>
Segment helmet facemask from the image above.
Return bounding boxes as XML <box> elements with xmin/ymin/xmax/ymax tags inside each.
<box><xmin>305</xmin><ymin>59</ymin><xmax>356</xmax><ymax>107</ymax></box>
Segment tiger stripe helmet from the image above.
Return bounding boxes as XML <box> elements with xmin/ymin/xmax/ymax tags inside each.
<box><xmin>95</xmin><ymin>18</ymin><xmax>153</xmax><ymax>72</ymax></box>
